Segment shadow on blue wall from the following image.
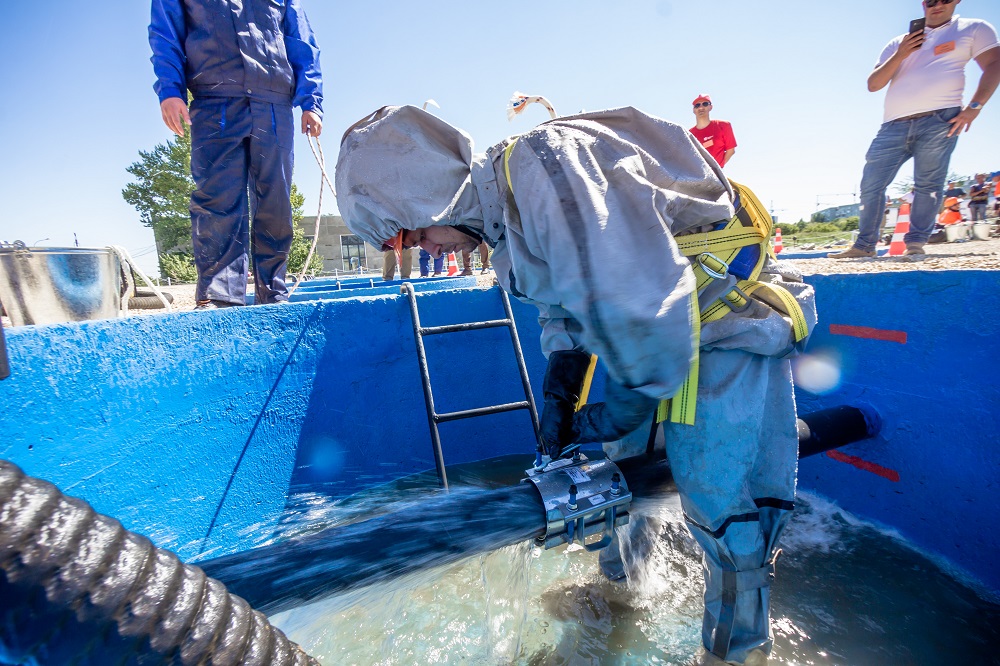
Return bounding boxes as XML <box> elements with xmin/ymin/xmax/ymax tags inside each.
<box><xmin>289</xmin><ymin>287</ymin><xmax>551</xmax><ymax>498</ymax></box>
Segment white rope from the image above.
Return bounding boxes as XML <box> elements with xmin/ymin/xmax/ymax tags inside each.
<box><xmin>110</xmin><ymin>245</ymin><xmax>174</xmax><ymax>313</ymax></box>
<box><xmin>506</xmin><ymin>92</ymin><xmax>558</xmax><ymax>121</ymax></box>
<box><xmin>288</xmin><ymin>134</ymin><xmax>336</xmax><ymax>297</ymax></box>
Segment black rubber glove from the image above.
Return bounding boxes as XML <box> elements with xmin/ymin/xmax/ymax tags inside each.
<box><xmin>539</xmin><ymin>350</ymin><xmax>592</xmax><ymax>460</ymax></box>
<box><xmin>573</xmin><ymin>377</ymin><xmax>658</xmax><ymax>444</ymax></box>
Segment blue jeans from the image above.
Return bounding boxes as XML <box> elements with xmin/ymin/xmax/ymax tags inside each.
<box><xmin>970</xmin><ymin>203</ymin><xmax>987</xmax><ymax>222</ymax></box>
<box><xmin>855</xmin><ymin>108</ymin><xmax>960</xmax><ymax>251</ymax></box>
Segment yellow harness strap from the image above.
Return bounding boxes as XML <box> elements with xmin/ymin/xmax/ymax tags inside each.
<box><xmin>504</xmin><ymin>140</ymin><xmax>802</xmax><ymax>426</ymax></box>
<box><xmin>656</xmin><ymin>181</ymin><xmax>808</xmax><ymax>425</ymax></box>
<box><xmin>575</xmin><ymin>354</ymin><xmax>599</xmax><ymax>411</ymax></box>
<box><xmin>504</xmin><ymin>139</ymin><xmax>518</xmax><ymax>195</ymax></box>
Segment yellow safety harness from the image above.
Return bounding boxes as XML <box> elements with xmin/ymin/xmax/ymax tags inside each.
<box><xmin>503</xmin><ymin>140</ymin><xmax>807</xmax><ymax>426</ymax></box>
<box><xmin>656</xmin><ymin>180</ymin><xmax>809</xmax><ymax>425</ymax></box>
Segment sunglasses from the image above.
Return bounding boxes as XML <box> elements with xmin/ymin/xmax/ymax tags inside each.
<box><xmin>924</xmin><ymin>0</ymin><xmax>954</xmax><ymax>7</ymax></box>
<box><xmin>693</xmin><ymin>102</ymin><xmax>712</xmax><ymax>108</ymax></box>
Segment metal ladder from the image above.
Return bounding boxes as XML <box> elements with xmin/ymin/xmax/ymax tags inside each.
<box><xmin>401</xmin><ymin>282</ymin><xmax>541</xmax><ymax>490</ymax></box>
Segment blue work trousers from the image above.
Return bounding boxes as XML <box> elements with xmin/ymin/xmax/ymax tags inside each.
<box><xmin>189</xmin><ymin>97</ymin><xmax>295</xmax><ymax>305</ymax></box>
<box><xmin>419</xmin><ymin>249</ymin><xmax>444</xmax><ymax>276</ymax></box>
<box><xmin>854</xmin><ymin>107</ymin><xmax>960</xmax><ymax>251</ymax></box>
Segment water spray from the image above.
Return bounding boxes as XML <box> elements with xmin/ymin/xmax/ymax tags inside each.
<box><xmin>203</xmin><ymin>405</ymin><xmax>880</xmax><ymax>615</ymax></box>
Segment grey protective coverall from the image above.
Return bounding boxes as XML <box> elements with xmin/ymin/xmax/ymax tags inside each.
<box><xmin>335</xmin><ymin>105</ymin><xmax>817</xmax><ymax>663</ymax></box>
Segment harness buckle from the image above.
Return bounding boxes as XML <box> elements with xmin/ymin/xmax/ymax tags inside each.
<box><xmin>697</xmin><ymin>252</ymin><xmax>729</xmax><ymax>280</ymax></box>
<box><xmin>720</xmin><ymin>285</ymin><xmax>751</xmax><ymax>313</ymax></box>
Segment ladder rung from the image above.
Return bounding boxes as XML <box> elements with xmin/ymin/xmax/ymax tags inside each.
<box><xmin>420</xmin><ymin>319</ymin><xmax>512</xmax><ymax>335</ymax></box>
<box><xmin>434</xmin><ymin>401</ymin><xmax>531</xmax><ymax>423</ymax></box>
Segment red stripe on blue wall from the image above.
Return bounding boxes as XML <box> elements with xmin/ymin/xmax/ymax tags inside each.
<box><xmin>829</xmin><ymin>324</ymin><xmax>907</xmax><ymax>344</ymax></box>
<box><xmin>826</xmin><ymin>450</ymin><xmax>901</xmax><ymax>482</ymax></box>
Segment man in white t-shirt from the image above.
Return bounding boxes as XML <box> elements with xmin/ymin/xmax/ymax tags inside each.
<box><xmin>832</xmin><ymin>0</ymin><xmax>1000</xmax><ymax>259</ymax></box>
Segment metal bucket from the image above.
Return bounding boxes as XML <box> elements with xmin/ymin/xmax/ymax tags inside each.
<box><xmin>0</xmin><ymin>247</ymin><xmax>121</xmax><ymax>326</ymax></box>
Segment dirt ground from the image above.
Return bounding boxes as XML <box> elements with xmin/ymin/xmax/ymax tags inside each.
<box><xmin>786</xmin><ymin>234</ymin><xmax>1000</xmax><ymax>275</ymax></box>
<box><xmin>3</xmin><ymin>238</ymin><xmax>999</xmax><ymax>327</ymax></box>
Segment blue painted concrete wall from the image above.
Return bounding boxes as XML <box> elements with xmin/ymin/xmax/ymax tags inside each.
<box><xmin>0</xmin><ymin>287</ymin><xmax>550</xmax><ymax>561</ymax></box>
<box><xmin>796</xmin><ymin>270</ymin><xmax>1000</xmax><ymax>595</ymax></box>
<box><xmin>1</xmin><ymin>271</ymin><xmax>997</xmax><ymax>597</ymax></box>
<box><xmin>248</xmin><ymin>275</ymin><xmax>477</xmax><ymax>303</ymax></box>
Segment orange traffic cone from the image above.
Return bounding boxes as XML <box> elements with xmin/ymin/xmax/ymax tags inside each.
<box><xmin>774</xmin><ymin>228</ymin><xmax>783</xmax><ymax>254</ymax></box>
<box><xmin>446</xmin><ymin>252</ymin><xmax>459</xmax><ymax>276</ymax></box>
<box><xmin>888</xmin><ymin>204</ymin><xmax>910</xmax><ymax>256</ymax></box>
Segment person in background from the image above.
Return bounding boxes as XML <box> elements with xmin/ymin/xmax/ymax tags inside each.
<box><xmin>419</xmin><ymin>248</ymin><xmax>444</xmax><ymax>277</ymax></box>
<box><xmin>461</xmin><ymin>242</ymin><xmax>491</xmax><ymax>276</ymax></box>
<box><xmin>689</xmin><ymin>94</ymin><xmax>737</xmax><ymax>168</ymax></box>
<box><xmin>831</xmin><ymin>0</ymin><xmax>1000</xmax><ymax>259</ymax></box>
<box><xmin>943</xmin><ymin>179</ymin><xmax>967</xmax><ymax>199</ymax></box>
<box><xmin>382</xmin><ymin>247</ymin><xmax>413</xmax><ymax>281</ymax></box>
<box><xmin>992</xmin><ymin>172</ymin><xmax>1000</xmax><ymax>217</ymax></box>
<box><xmin>968</xmin><ymin>173</ymin><xmax>989</xmax><ymax>221</ymax></box>
<box><xmin>336</xmin><ymin>105</ymin><xmax>816</xmax><ymax>666</ymax></box>
<box><xmin>938</xmin><ymin>196</ymin><xmax>965</xmax><ymax>224</ymax></box>
<box><xmin>149</xmin><ymin>0</ymin><xmax>324</xmax><ymax>309</ymax></box>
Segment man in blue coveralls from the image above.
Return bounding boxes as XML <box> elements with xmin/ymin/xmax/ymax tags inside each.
<box><xmin>149</xmin><ymin>0</ymin><xmax>324</xmax><ymax>309</ymax></box>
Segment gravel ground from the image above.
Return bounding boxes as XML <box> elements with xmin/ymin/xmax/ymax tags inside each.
<box><xmin>3</xmin><ymin>238</ymin><xmax>998</xmax><ymax>328</ymax></box>
<box><xmin>784</xmin><ymin>234</ymin><xmax>1000</xmax><ymax>275</ymax></box>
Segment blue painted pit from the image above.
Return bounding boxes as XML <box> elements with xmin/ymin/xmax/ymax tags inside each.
<box><xmin>0</xmin><ymin>271</ymin><xmax>996</xmax><ymax>600</ymax></box>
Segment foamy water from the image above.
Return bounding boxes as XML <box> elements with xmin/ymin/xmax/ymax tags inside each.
<box><xmin>266</xmin><ymin>476</ymin><xmax>999</xmax><ymax>665</ymax></box>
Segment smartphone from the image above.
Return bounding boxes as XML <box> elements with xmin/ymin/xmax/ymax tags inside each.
<box><xmin>909</xmin><ymin>18</ymin><xmax>926</xmax><ymax>34</ymax></box>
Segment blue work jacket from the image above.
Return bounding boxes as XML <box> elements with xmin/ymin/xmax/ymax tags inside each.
<box><xmin>149</xmin><ymin>0</ymin><xmax>323</xmax><ymax>115</ymax></box>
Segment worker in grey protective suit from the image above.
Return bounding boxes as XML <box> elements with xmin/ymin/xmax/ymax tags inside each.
<box><xmin>335</xmin><ymin>105</ymin><xmax>816</xmax><ymax>665</ymax></box>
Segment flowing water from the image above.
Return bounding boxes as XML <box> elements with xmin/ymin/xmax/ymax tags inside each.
<box><xmin>260</xmin><ymin>459</ymin><xmax>999</xmax><ymax>665</ymax></box>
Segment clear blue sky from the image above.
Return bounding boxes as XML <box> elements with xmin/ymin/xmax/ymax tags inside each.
<box><xmin>2</xmin><ymin>1</ymin><xmax>998</xmax><ymax>274</ymax></box>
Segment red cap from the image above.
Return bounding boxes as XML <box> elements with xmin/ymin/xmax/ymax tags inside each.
<box><xmin>692</xmin><ymin>94</ymin><xmax>712</xmax><ymax>106</ymax></box>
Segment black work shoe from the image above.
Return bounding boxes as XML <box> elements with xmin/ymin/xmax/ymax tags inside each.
<box><xmin>195</xmin><ymin>299</ymin><xmax>240</xmax><ymax>310</ymax></box>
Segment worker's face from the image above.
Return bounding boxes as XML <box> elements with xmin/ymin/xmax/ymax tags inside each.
<box><xmin>976</xmin><ymin>174</ymin><xmax>986</xmax><ymax>183</ymax></box>
<box><xmin>402</xmin><ymin>226</ymin><xmax>479</xmax><ymax>258</ymax></box>
<box><xmin>923</xmin><ymin>0</ymin><xmax>959</xmax><ymax>24</ymax></box>
<box><xmin>693</xmin><ymin>101</ymin><xmax>712</xmax><ymax>120</ymax></box>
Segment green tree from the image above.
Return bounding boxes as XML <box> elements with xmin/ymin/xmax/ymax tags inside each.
<box><xmin>122</xmin><ymin>129</ymin><xmax>195</xmax><ymax>268</ymax></box>
<box><xmin>287</xmin><ymin>184</ymin><xmax>325</xmax><ymax>276</ymax></box>
<box><xmin>159</xmin><ymin>252</ymin><xmax>198</xmax><ymax>282</ymax></box>
<box><xmin>124</xmin><ymin>131</ymin><xmax>322</xmax><ymax>279</ymax></box>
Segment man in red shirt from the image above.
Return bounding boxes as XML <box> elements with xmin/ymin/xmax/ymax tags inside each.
<box><xmin>689</xmin><ymin>94</ymin><xmax>737</xmax><ymax>167</ymax></box>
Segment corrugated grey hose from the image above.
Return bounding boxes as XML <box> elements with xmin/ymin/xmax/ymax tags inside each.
<box><xmin>0</xmin><ymin>460</ymin><xmax>318</xmax><ymax>665</ymax></box>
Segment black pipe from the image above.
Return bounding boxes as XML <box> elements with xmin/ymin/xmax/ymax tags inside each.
<box><xmin>0</xmin><ymin>296</ymin><xmax>10</xmax><ymax>380</ymax></box>
<box><xmin>204</xmin><ymin>405</ymin><xmax>880</xmax><ymax>615</ymax></box>
<box><xmin>0</xmin><ymin>460</ymin><xmax>318</xmax><ymax>666</ymax></box>
<box><xmin>797</xmin><ymin>404</ymin><xmax>882</xmax><ymax>458</ymax></box>
<box><xmin>202</xmin><ymin>484</ymin><xmax>547</xmax><ymax>615</ymax></box>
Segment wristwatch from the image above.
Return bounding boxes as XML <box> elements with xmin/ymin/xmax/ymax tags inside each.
<box><xmin>969</xmin><ymin>101</ymin><xmax>984</xmax><ymax>110</ymax></box>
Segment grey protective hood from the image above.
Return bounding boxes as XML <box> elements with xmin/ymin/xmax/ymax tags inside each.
<box><xmin>335</xmin><ymin>105</ymin><xmax>486</xmax><ymax>248</ymax></box>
